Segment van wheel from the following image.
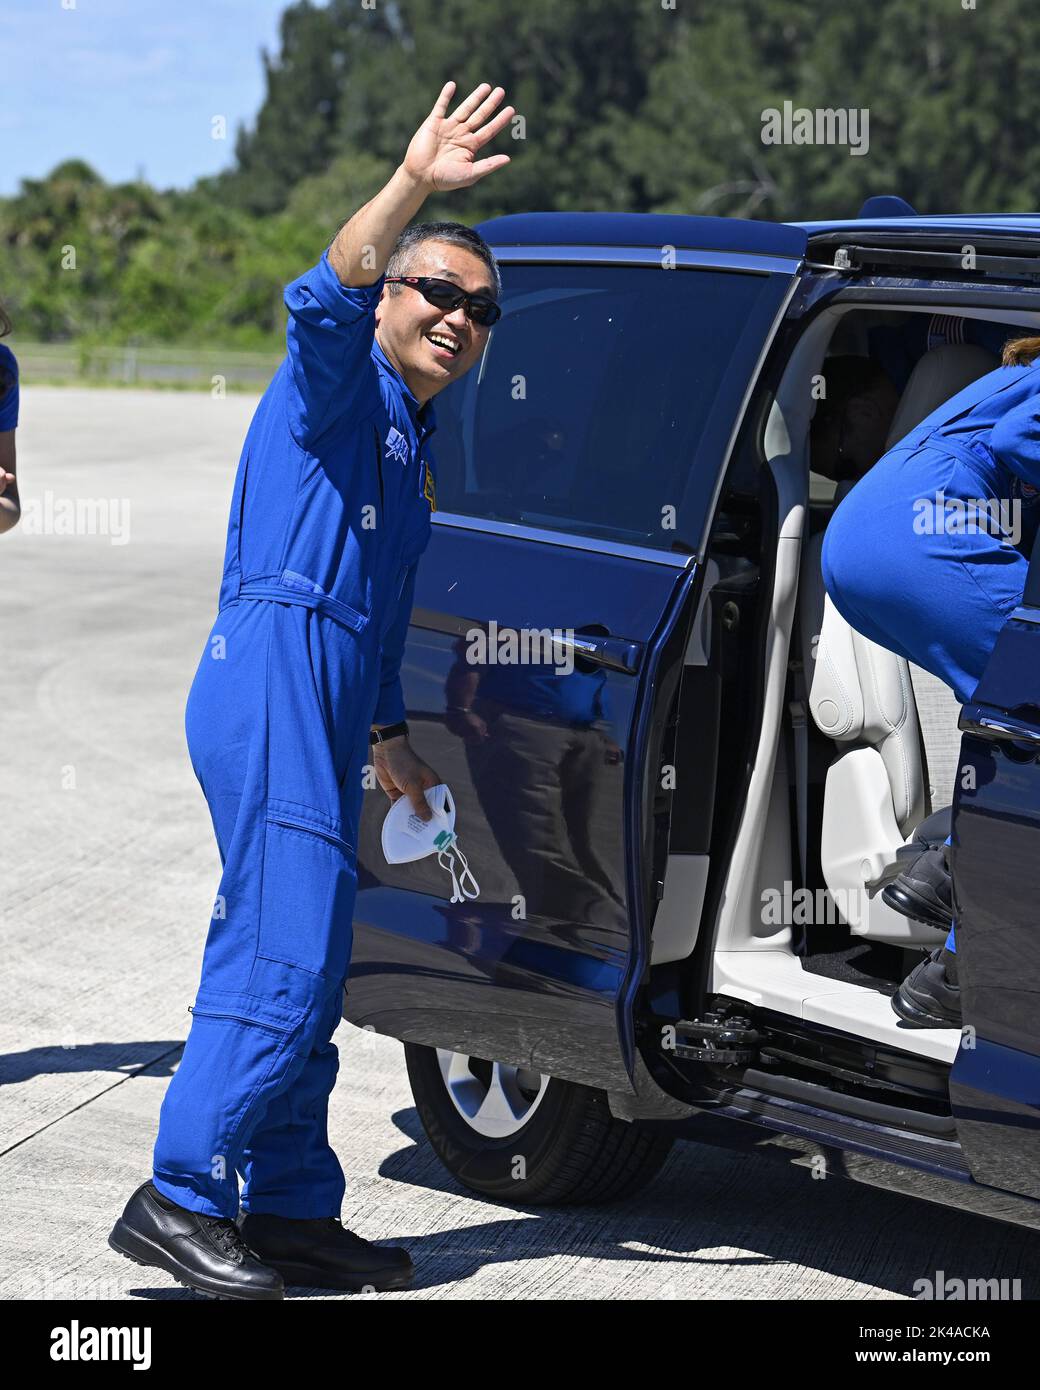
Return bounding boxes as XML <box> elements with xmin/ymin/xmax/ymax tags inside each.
<box><xmin>403</xmin><ymin>1043</ymin><xmax>674</xmax><ymax>1205</ymax></box>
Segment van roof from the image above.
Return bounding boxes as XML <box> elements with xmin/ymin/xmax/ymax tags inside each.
<box><xmin>475</xmin><ymin>210</ymin><xmax>1040</xmax><ymax>258</ymax></box>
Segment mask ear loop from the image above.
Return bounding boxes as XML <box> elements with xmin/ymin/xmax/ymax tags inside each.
<box><xmin>436</xmin><ymin>840</ymin><xmax>480</xmax><ymax>903</ymax></box>
<box><xmin>453</xmin><ymin>841</ymin><xmax>480</xmax><ymax>900</ymax></box>
<box><xmin>437</xmin><ymin>847</ymin><xmax>465</xmax><ymax>903</ymax></box>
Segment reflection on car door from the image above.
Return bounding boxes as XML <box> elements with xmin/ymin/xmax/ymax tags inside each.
<box><xmin>344</xmin><ymin>232</ymin><xmax>804</xmax><ymax>1094</ymax></box>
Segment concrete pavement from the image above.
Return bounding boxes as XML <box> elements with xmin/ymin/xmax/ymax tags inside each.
<box><xmin>1</xmin><ymin>387</ymin><xmax>1037</xmax><ymax>1300</ymax></box>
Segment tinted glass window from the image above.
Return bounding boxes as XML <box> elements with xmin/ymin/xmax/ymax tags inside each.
<box><xmin>431</xmin><ymin>263</ymin><xmax>792</xmax><ymax>550</ymax></box>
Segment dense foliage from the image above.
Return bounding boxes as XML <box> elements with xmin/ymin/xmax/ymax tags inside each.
<box><xmin>3</xmin><ymin>0</ymin><xmax>1037</xmax><ymax>347</ymax></box>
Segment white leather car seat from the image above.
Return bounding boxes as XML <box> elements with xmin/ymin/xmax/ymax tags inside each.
<box><xmin>800</xmin><ymin>340</ymin><xmax>998</xmax><ymax>944</ymax></box>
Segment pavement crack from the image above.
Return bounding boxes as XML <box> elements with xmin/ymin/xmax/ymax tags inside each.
<box><xmin>0</xmin><ymin>1043</ymin><xmax>184</xmax><ymax>1159</ymax></box>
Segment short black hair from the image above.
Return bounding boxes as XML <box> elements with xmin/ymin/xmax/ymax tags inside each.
<box><xmin>384</xmin><ymin>221</ymin><xmax>501</xmax><ymax>299</ymax></box>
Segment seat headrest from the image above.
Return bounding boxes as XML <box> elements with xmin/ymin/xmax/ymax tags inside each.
<box><xmin>884</xmin><ymin>341</ymin><xmax>999</xmax><ymax>450</ymax></box>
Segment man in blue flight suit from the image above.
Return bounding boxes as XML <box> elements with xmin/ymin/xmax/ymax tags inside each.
<box><xmin>817</xmin><ymin>333</ymin><xmax>1040</xmax><ymax>1029</ymax></box>
<box><xmin>108</xmin><ymin>80</ymin><xmax>514</xmax><ymax>1300</ymax></box>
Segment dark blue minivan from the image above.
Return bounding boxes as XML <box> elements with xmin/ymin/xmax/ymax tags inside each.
<box><xmin>343</xmin><ymin>203</ymin><xmax>1040</xmax><ymax>1229</ymax></box>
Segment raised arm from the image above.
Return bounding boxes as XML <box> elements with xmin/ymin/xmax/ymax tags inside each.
<box><xmin>327</xmin><ymin>81</ymin><xmax>513</xmax><ymax>288</ymax></box>
<box><xmin>283</xmin><ymin>81</ymin><xmax>512</xmax><ymax>449</ymax></box>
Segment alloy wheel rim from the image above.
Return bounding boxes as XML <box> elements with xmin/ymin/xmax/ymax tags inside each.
<box><xmin>435</xmin><ymin>1049</ymin><xmax>550</xmax><ymax>1137</ymax></box>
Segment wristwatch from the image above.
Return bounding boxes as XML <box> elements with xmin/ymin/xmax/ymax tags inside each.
<box><xmin>370</xmin><ymin>720</ymin><xmax>409</xmax><ymax>745</ymax></box>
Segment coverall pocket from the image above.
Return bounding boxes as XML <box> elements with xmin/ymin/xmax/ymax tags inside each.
<box><xmin>177</xmin><ymin>987</ymin><xmax>309</xmax><ymax>1176</ymax></box>
<box><xmin>265</xmin><ymin>602</ymin><xmax>367</xmax><ymax>816</ymax></box>
<box><xmin>256</xmin><ymin>811</ymin><xmax>356</xmax><ymax>980</ymax></box>
<box><xmin>189</xmin><ymin>986</ymin><xmax>306</xmax><ymax>1035</ymax></box>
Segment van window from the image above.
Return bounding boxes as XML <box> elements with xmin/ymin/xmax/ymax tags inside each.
<box><xmin>431</xmin><ymin>262</ymin><xmax>792</xmax><ymax>550</ymax></box>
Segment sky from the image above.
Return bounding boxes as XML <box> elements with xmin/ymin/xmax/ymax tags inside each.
<box><xmin>0</xmin><ymin>0</ymin><xmax>299</xmax><ymax>196</ymax></box>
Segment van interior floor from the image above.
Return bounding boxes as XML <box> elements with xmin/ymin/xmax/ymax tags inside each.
<box><xmin>797</xmin><ymin>938</ymin><xmax>919</xmax><ymax>995</ymax></box>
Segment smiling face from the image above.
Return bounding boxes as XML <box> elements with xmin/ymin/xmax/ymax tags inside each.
<box><xmin>374</xmin><ymin>240</ymin><xmax>495</xmax><ymax>404</ymax></box>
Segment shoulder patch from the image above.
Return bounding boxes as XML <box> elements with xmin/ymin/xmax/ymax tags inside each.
<box><xmin>384</xmin><ymin>426</ymin><xmax>409</xmax><ymax>465</ymax></box>
<box><xmin>423</xmin><ymin>458</ymin><xmax>437</xmax><ymax>511</ymax></box>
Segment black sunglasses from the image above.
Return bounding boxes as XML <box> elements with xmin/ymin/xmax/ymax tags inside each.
<box><xmin>384</xmin><ymin>275</ymin><xmax>502</xmax><ymax>326</ymax></box>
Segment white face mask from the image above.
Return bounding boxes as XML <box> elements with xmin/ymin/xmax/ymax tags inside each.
<box><xmin>381</xmin><ymin>783</ymin><xmax>480</xmax><ymax>903</ymax></box>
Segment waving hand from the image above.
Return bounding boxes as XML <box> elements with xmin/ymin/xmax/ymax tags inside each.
<box><xmin>403</xmin><ymin>82</ymin><xmax>515</xmax><ymax>193</ymax></box>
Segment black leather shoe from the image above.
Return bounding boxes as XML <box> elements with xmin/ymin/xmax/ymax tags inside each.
<box><xmin>109</xmin><ymin>1181</ymin><xmax>284</xmax><ymax>1300</ymax></box>
<box><xmin>883</xmin><ymin>844</ymin><xmax>954</xmax><ymax>930</ymax></box>
<box><xmin>237</xmin><ymin>1211</ymin><xmax>414</xmax><ymax>1291</ymax></box>
<box><xmin>892</xmin><ymin>947</ymin><xmax>962</xmax><ymax>1029</ymax></box>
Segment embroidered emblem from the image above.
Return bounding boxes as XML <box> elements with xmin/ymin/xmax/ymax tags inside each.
<box><xmin>423</xmin><ymin>459</ymin><xmax>437</xmax><ymax>511</ymax></box>
<box><xmin>384</xmin><ymin>426</ymin><xmax>409</xmax><ymax>466</ymax></box>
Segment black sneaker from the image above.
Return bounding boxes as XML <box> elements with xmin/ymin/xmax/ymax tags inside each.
<box><xmin>883</xmin><ymin>845</ymin><xmax>953</xmax><ymax>930</ymax></box>
<box><xmin>109</xmin><ymin>1181</ymin><xmax>284</xmax><ymax>1300</ymax></box>
<box><xmin>891</xmin><ymin>947</ymin><xmax>962</xmax><ymax>1029</ymax></box>
<box><xmin>237</xmin><ymin>1211</ymin><xmax>414</xmax><ymax>1292</ymax></box>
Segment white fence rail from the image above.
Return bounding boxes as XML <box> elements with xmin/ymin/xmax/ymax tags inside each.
<box><xmin>8</xmin><ymin>341</ymin><xmax>283</xmax><ymax>391</ymax></box>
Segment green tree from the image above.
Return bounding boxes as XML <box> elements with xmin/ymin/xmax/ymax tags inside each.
<box><xmin>6</xmin><ymin>0</ymin><xmax>1040</xmax><ymax>349</ymax></box>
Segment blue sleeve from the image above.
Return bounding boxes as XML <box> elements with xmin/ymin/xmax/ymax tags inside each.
<box><xmin>371</xmin><ymin>561</ymin><xmax>418</xmax><ymax>726</ymax></box>
<box><xmin>990</xmin><ymin>393</ymin><xmax>1040</xmax><ymax>490</ymax></box>
<box><xmin>0</xmin><ymin>348</ymin><xmax>19</xmax><ymax>431</ymax></box>
<box><xmin>283</xmin><ymin>252</ymin><xmax>383</xmax><ymax>449</ymax></box>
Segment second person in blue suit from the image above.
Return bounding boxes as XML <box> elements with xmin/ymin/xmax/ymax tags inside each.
<box><xmin>821</xmin><ymin>334</ymin><xmax>1040</xmax><ymax>1028</ymax></box>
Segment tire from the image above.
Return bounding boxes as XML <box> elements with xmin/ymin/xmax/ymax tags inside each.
<box><xmin>404</xmin><ymin>1042</ymin><xmax>674</xmax><ymax>1205</ymax></box>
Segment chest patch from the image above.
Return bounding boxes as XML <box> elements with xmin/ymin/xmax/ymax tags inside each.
<box><xmin>384</xmin><ymin>426</ymin><xmax>409</xmax><ymax>466</ymax></box>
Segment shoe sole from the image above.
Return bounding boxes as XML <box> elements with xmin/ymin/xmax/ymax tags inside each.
<box><xmin>882</xmin><ymin>881</ymin><xmax>953</xmax><ymax>930</ymax></box>
<box><xmin>266</xmin><ymin>1257</ymin><xmax>414</xmax><ymax>1292</ymax></box>
<box><xmin>891</xmin><ymin>988</ymin><xmax>961</xmax><ymax>1030</ymax></box>
<box><xmin>108</xmin><ymin>1219</ymin><xmax>284</xmax><ymax>1301</ymax></box>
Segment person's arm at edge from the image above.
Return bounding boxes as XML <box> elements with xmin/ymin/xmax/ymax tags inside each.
<box><xmin>0</xmin><ymin>431</ymin><xmax>18</xmax><ymax>534</ymax></box>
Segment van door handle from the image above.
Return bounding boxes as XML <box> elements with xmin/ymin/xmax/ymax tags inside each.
<box><xmin>959</xmin><ymin>704</ymin><xmax>1040</xmax><ymax>747</ymax></box>
<box><xmin>410</xmin><ymin>608</ymin><xmax>643</xmax><ymax>674</ymax></box>
<box><xmin>553</xmin><ymin>631</ymin><xmax>643</xmax><ymax>674</ymax></box>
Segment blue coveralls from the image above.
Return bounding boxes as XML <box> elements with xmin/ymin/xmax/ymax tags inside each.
<box><xmin>151</xmin><ymin>253</ymin><xmax>437</xmax><ymax>1218</ymax></box>
<box><xmin>822</xmin><ymin>361</ymin><xmax>1040</xmax><ymax>953</ymax></box>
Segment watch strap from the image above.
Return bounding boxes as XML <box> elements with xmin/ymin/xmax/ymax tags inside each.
<box><xmin>370</xmin><ymin>720</ymin><xmax>409</xmax><ymax>745</ymax></box>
